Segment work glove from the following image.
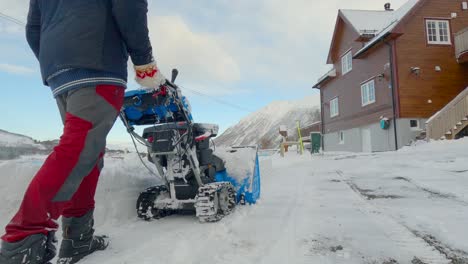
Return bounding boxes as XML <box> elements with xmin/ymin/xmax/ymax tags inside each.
<box><xmin>134</xmin><ymin>62</ymin><xmax>167</xmax><ymax>91</ymax></box>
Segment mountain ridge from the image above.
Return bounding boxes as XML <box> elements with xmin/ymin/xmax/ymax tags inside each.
<box><xmin>215</xmin><ymin>95</ymin><xmax>320</xmax><ymax>148</ymax></box>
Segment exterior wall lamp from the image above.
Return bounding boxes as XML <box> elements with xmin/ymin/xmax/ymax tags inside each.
<box><xmin>410</xmin><ymin>67</ymin><xmax>421</xmax><ymax>76</ymax></box>
<box><xmin>377</xmin><ymin>73</ymin><xmax>385</xmax><ymax>81</ymax></box>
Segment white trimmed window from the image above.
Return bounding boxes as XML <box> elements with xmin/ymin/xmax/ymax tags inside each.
<box><xmin>341</xmin><ymin>50</ymin><xmax>353</xmax><ymax>75</ymax></box>
<box><xmin>426</xmin><ymin>19</ymin><xmax>451</xmax><ymax>45</ymax></box>
<box><xmin>330</xmin><ymin>97</ymin><xmax>339</xmax><ymax>118</ymax></box>
<box><xmin>361</xmin><ymin>80</ymin><xmax>376</xmax><ymax>106</ymax></box>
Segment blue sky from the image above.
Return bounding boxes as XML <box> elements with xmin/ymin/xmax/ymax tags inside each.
<box><xmin>0</xmin><ymin>0</ymin><xmax>407</xmax><ymax>142</ymax></box>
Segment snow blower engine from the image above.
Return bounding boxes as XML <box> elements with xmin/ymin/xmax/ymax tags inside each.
<box><xmin>120</xmin><ymin>69</ymin><xmax>260</xmax><ymax>222</ymax></box>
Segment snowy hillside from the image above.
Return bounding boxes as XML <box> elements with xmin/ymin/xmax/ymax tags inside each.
<box><xmin>0</xmin><ymin>129</ymin><xmax>47</xmax><ymax>160</ymax></box>
<box><xmin>0</xmin><ymin>129</ymin><xmax>134</xmax><ymax>160</ymax></box>
<box><xmin>1</xmin><ymin>139</ymin><xmax>468</xmax><ymax>263</ymax></box>
<box><xmin>215</xmin><ymin>95</ymin><xmax>320</xmax><ymax>148</ymax></box>
<box><xmin>0</xmin><ymin>129</ymin><xmax>44</xmax><ymax>148</ymax></box>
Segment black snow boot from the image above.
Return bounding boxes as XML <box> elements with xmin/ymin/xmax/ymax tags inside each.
<box><xmin>0</xmin><ymin>232</ymin><xmax>57</xmax><ymax>264</ymax></box>
<box><xmin>57</xmin><ymin>210</ymin><xmax>109</xmax><ymax>264</ymax></box>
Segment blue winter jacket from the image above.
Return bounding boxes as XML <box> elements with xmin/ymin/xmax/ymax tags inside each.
<box><xmin>26</xmin><ymin>0</ymin><xmax>154</xmax><ymax>87</ymax></box>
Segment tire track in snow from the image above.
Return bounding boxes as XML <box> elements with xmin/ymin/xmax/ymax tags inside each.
<box><xmin>393</xmin><ymin>176</ymin><xmax>468</xmax><ymax>206</ymax></box>
<box><xmin>407</xmin><ymin>229</ymin><xmax>468</xmax><ymax>264</ymax></box>
<box><xmin>336</xmin><ymin>170</ymin><xmax>450</xmax><ymax>264</ymax></box>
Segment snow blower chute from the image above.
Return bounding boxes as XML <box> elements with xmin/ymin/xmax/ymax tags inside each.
<box><xmin>120</xmin><ymin>69</ymin><xmax>260</xmax><ymax>222</ymax></box>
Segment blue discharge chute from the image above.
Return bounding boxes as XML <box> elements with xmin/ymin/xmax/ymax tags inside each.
<box><xmin>214</xmin><ymin>147</ymin><xmax>261</xmax><ymax>205</ymax></box>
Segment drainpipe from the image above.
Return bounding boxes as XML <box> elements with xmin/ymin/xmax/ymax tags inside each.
<box><xmin>320</xmin><ymin>88</ymin><xmax>325</xmax><ymax>151</ymax></box>
<box><xmin>385</xmin><ymin>40</ymin><xmax>399</xmax><ymax>151</ymax></box>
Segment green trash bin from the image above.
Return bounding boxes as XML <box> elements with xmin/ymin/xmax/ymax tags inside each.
<box><xmin>310</xmin><ymin>132</ymin><xmax>322</xmax><ymax>154</ymax></box>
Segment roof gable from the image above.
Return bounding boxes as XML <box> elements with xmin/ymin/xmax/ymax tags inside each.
<box><xmin>354</xmin><ymin>0</ymin><xmax>425</xmax><ymax>58</ymax></box>
<box><xmin>341</xmin><ymin>10</ymin><xmax>396</xmax><ymax>34</ymax></box>
<box><xmin>326</xmin><ymin>0</ymin><xmax>421</xmax><ymax>64</ymax></box>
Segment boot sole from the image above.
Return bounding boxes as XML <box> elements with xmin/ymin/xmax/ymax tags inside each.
<box><xmin>57</xmin><ymin>242</ymin><xmax>109</xmax><ymax>264</ymax></box>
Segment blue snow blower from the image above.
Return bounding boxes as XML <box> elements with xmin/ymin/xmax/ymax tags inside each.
<box><xmin>120</xmin><ymin>69</ymin><xmax>260</xmax><ymax>222</ymax></box>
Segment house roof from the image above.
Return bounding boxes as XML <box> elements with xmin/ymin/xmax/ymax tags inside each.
<box><xmin>341</xmin><ymin>0</ymin><xmax>419</xmax><ymax>35</ymax></box>
<box><xmin>340</xmin><ymin>10</ymin><xmax>396</xmax><ymax>34</ymax></box>
<box><xmin>319</xmin><ymin>0</ymin><xmax>423</xmax><ymax>87</ymax></box>
<box><xmin>312</xmin><ymin>67</ymin><xmax>336</xmax><ymax>89</ymax></box>
<box><xmin>353</xmin><ymin>0</ymin><xmax>421</xmax><ymax>58</ymax></box>
<box><xmin>326</xmin><ymin>0</ymin><xmax>420</xmax><ymax>64</ymax></box>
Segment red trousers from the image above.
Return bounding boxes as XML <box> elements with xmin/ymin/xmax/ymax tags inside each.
<box><xmin>2</xmin><ymin>85</ymin><xmax>124</xmax><ymax>243</ymax></box>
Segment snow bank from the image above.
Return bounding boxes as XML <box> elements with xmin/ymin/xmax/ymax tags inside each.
<box><xmin>0</xmin><ymin>153</ymin><xmax>161</xmax><ymax>229</ymax></box>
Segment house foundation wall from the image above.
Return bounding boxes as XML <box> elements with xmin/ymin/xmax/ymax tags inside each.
<box><xmin>323</xmin><ymin>118</ymin><xmax>427</xmax><ymax>152</ymax></box>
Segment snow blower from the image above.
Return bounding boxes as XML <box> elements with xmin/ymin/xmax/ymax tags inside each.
<box><xmin>120</xmin><ymin>69</ymin><xmax>260</xmax><ymax>222</ymax></box>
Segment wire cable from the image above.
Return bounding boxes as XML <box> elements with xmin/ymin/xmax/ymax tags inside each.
<box><xmin>119</xmin><ymin>111</ymin><xmax>163</xmax><ymax>180</ymax></box>
<box><xmin>179</xmin><ymin>85</ymin><xmax>254</xmax><ymax>113</ymax></box>
<box><xmin>0</xmin><ymin>12</ymin><xmax>26</xmax><ymax>26</ymax></box>
<box><xmin>129</xmin><ymin>132</ymin><xmax>163</xmax><ymax>180</ymax></box>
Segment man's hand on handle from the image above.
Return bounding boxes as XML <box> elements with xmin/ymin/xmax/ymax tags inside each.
<box><xmin>134</xmin><ymin>62</ymin><xmax>167</xmax><ymax>91</ymax></box>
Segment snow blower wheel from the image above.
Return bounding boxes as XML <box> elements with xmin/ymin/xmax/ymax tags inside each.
<box><xmin>136</xmin><ymin>186</ymin><xmax>172</xmax><ymax>221</ymax></box>
<box><xmin>195</xmin><ymin>182</ymin><xmax>237</xmax><ymax>222</ymax></box>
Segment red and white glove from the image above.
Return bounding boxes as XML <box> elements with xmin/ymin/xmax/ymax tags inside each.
<box><xmin>134</xmin><ymin>62</ymin><xmax>167</xmax><ymax>91</ymax></box>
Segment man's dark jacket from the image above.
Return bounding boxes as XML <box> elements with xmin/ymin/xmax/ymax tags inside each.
<box><xmin>26</xmin><ymin>0</ymin><xmax>154</xmax><ymax>86</ymax></box>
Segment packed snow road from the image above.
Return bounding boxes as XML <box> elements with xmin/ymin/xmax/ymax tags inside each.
<box><xmin>1</xmin><ymin>139</ymin><xmax>468</xmax><ymax>263</ymax></box>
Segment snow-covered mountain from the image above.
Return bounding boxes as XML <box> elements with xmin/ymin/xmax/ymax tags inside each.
<box><xmin>215</xmin><ymin>95</ymin><xmax>320</xmax><ymax>148</ymax></box>
<box><xmin>0</xmin><ymin>129</ymin><xmax>49</xmax><ymax>160</ymax></box>
<box><xmin>0</xmin><ymin>129</ymin><xmax>44</xmax><ymax>149</ymax></box>
<box><xmin>0</xmin><ymin>129</ymin><xmax>131</xmax><ymax>160</ymax></box>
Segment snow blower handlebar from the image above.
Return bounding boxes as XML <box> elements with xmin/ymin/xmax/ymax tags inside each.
<box><xmin>119</xmin><ymin>68</ymin><xmax>188</xmax><ymax>145</ymax></box>
<box><xmin>171</xmin><ymin>68</ymin><xmax>179</xmax><ymax>83</ymax></box>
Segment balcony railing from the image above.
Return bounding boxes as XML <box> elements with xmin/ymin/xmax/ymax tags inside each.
<box><xmin>426</xmin><ymin>87</ymin><xmax>468</xmax><ymax>140</ymax></box>
<box><xmin>455</xmin><ymin>27</ymin><xmax>468</xmax><ymax>63</ymax></box>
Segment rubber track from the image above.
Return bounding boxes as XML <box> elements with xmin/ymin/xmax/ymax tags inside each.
<box><xmin>136</xmin><ymin>185</ymin><xmax>173</xmax><ymax>221</ymax></box>
<box><xmin>195</xmin><ymin>182</ymin><xmax>236</xmax><ymax>222</ymax></box>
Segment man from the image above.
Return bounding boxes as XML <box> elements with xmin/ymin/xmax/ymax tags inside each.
<box><xmin>0</xmin><ymin>1</ymin><xmax>165</xmax><ymax>263</ymax></box>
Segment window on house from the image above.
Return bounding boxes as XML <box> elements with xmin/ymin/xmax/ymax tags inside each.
<box><xmin>341</xmin><ymin>50</ymin><xmax>353</xmax><ymax>75</ymax></box>
<box><xmin>410</xmin><ymin>119</ymin><xmax>420</xmax><ymax>130</ymax></box>
<box><xmin>361</xmin><ymin>80</ymin><xmax>376</xmax><ymax>106</ymax></box>
<box><xmin>339</xmin><ymin>131</ymin><xmax>345</xmax><ymax>144</ymax></box>
<box><xmin>330</xmin><ymin>97</ymin><xmax>339</xmax><ymax>118</ymax></box>
<box><xmin>426</xmin><ymin>19</ymin><xmax>451</xmax><ymax>45</ymax></box>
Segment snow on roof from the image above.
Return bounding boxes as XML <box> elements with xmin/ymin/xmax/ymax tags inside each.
<box><xmin>342</xmin><ymin>0</ymin><xmax>419</xmax><ymax>35</ymax></box>
<box><xmin>345</xmin><ymin>0</ymin><xmax>420</xmax><ymax>57</ymax></box>
<box><xmin>313</xmin><ymin>67</ymin><xmax>336</xmax><ymax>88</ymax></box>
<box><xmin>340</xmin><ymin>10</ymin><xmax>395</xmax><ymax>34</ymax></box>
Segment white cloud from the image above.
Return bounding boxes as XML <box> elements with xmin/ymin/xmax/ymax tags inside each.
<box><xmin>0</xmin><ymin>0</ymin><xmax>27</xmax><ymax>34</ymax></box>
<box><xmin>0</xmin><ymin>63</ymin><xmax>35</xmax><ymax>75</ymax></box>
<box><xmin>210</xmin><ymin>0</ymin><xmax>409</xmax><ymax>87</ymax></box>
<box><xmin>0</xmin><ymin>22</ymin><xmax>23</xmax><ymax>34</ymax></box>
<box><xmin>148</xmin><ymin>15</ymin><xmax>240</xmax><ymax>87</ymax></box>
<box><xmin>0</xmin><ymin>0</ymin><xmax>29</xmax><ymax>21</ymax></box>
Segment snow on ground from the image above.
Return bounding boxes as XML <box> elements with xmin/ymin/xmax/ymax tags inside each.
<box><xmin>1</xmin><ymin>139</ymin><xmax>468</xmax><ymax>263</ymax></box>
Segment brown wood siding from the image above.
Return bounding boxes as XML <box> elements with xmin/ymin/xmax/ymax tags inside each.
<box><xmin>321</xmin><ymin>19</ymin><xmax>395</xmax><ymax>134</ymax></box>
<box><xmin>395</xmin><ymin>0</ymin><xmax>468</xmax><ymax>118</ymax></box>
